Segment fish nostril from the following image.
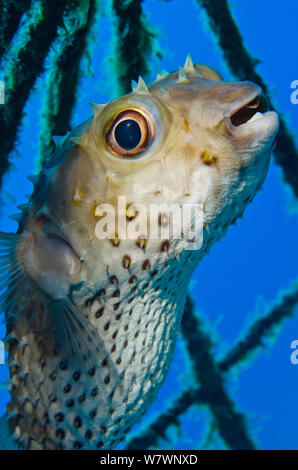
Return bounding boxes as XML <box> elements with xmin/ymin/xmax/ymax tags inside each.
<box><xmin>230</xmin><ymin>94</ymin><xmax>268</xmax><ymax>127</ymax></box>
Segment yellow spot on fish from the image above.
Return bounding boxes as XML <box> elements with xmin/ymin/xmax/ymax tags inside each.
<box><xmin>110</xmin><ymin>233</ymin><xmax>120</xmax><ymax>247</ymax></box>
<box><xmin>201</xmin><ymin>150</ymin><xmax>217</xmax><ymax>165</ymax></box>
<box><xmin>183</xmin><ymin>118</ymin><xmax>190</xmax><ymax>132</ymax></box>
<box><xmin>93</xmin><ymin>205</ymin><xmax>104</xmax><ymax>218</ymax></box>
<box><xmin>73</xmin><ymin>188</ymin><xmax>85</xmax><ymax>205</ymax></box>
<box><xmin>126</xmin><ymin>205</ymin><xmax>137</xmax><ymax>220</ymax></box>
<box><xmin>122</xmin><ymin>255</ymin><xmax>131</xmax><ymax>269</ymax></box>
<box><xmin>136</xmin><ymin>237</ymin><xmax>147</xmax><ymax>250</ymax></box>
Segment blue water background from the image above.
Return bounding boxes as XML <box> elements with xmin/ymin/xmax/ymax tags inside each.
<box><xmin>0</xmin><ymin>0</ymin><xmax>297</xmax><ymax>450</ymax></box>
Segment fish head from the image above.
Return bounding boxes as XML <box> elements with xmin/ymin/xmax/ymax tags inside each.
<box><xmin>25</xmin><ymin>59</ymin><xmax>279</xmax><ymax>295</ymax></box>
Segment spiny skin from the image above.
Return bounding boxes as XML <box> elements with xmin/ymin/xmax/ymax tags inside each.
<box><xmin>4</xmin><ymin>59</ymin><xmax>278</xmax><ymax>450</ymax></box>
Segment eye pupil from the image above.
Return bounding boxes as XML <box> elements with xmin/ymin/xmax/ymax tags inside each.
<box><xmin>114</xmin><ymin>119</ymin><xmax>142</xmax><ymax>150</ymax></box>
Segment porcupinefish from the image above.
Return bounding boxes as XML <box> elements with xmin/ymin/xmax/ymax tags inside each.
<box><xmin>0</xmin><ymin>55</ymin><xmax>278</xmax><ymax>450</ymax></box>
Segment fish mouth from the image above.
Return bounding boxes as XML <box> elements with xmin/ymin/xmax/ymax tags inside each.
<box><xmin>225</xmin><ymin>89</ymin><xmax>279</xmax><ymax>140</ymax></box>
<box><xmin>229</xmin><ymin>93</ymin><xmax>268</xmax><ymax>127</ymax></box>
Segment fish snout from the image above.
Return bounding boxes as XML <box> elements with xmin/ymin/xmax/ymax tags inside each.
<box><xmin>220</xmin><ymin>81</ymin><xmax>279</xmax><ymax>143</ymax></box>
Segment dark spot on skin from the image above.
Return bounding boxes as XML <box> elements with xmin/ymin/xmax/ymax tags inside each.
<box><xmin>55</xmin><ymin>413</ymin><xmax>64</xmax><ymax>422</ymax></box>
<box><xmin>142</xmin><ymin>259</ymin><xmax>151</xmax><ymax>270</ymax></box>
<box><xmin>109</xmin><ymin>408</ymin><xmax>114</xmax><ymax>416</ymax></box>
<box><xmin>66</xmin><ymin>399</ymin><xmax>74</xmax><ymax>408</ymax></box>
<box><xmin>74</xmin><ymin>416</ymin><xmax>82</xmax><ymax>428</ymax></box>
<box><xmin>63</xmin><ymin>384</ymin><xmax>71</xmax><ymax>394</ymax></box>
<box><xmin>40</xmin><ymin>357</ymin><xmax>46</xmax><ymax>368</ymax></box>
<box><xmin>160</xmin><ymin>240</ymin><xmax>170</xmax><ymax>252</ymax></box>
<box><xmin>111</xmin><ymin>344</ymin><xmax>116</xmax><ymax>353</ymax></box>
<box><xmin>122</xmin><ymin>255</ymin><xmax>131</xmax><ymax>269</ymax></box>
<box><xmin>116</xmin><ymin>357</ymin><xmax>121</xmax><ymax>365</ymax></box>
<box><xmin>132</xmin><ymin>351</ymin><xmax>136</xmax><ymax>361</ymax></box>
<box><xmin>123</xmin><ymin>340</ymin><xmax>128</xmax><ymax>349</ymax></box>
<box><xmin>116</xmin><ymin>418</ymin><xmax>122</xmax><ymax>424</ymax></box>
<box><xmin>110</xmin><ymin>237</ymin><xmax>120</xmax><ymax>247</ymax></box>
<box><xmin>100</xmin><ymin>426</ymin><xmax>107</xmax><ymax>435</ymax></box>
<box><xmin>73</xmin><ymin>371</ymin><xmax>80</xmax><ymax>381</ymax></box>
<box><xmin>124</xmin><ymin>324</ymin><xmax>128</xmax><ymax>331</ymax></box>
<box><xmin>85</xmin><ymin>430</ymin><xmax>93</xmax><ymax>440</ymax></box>
<box><xmin>50</xmin><ymin>371</ymin><xmax>57</xmax><ymax>381</ymax></box>
<box><xmin>136</xmin><ymin>237</ymin><xmax>147</xmax><ymax>250</ymax></box>
<box><xmin>49</xmin><ymin>394</ymin><xmax>57</xmax><ymax>403</ymax></box>
<box><xmin>113</xmin><ymin>302</ymin><xmax>120</xmax><ymax>311</ymax></box>
<box><xmin>115</xmin><ymin>313</ymin><xmax>122</xmax><ymax>321</ymax></box>
<box><xmin>89</xmin><ymin>367</ymin><xmax>96</xmax><ymax>376</ymax></box>
<box><xmin>129</xmin><ymin>275</ymin><xmax>137</xmax><ymax>283</ymax></box>
<box><xmin>101</xmin><ymin>358</ymin><xmax>108</xmax><ymax>367</ymax></box>
<box><xmin>104</xmin><ymin>375</ymin><xmax>110</xmax><ymax>384</ymax></box>
<box><xmin>91</xmin><ymin>387</ymin><xmax>98</xmax><ymax>397</ymax></box>
<box><xmin>151</xmin><ymin>269</ymin><xmax>158</xmax><ymax>277</ymax></box>
<box><xmin>90</xmin><ymin>409</ymin><xmax>97</xmax><ymax>419</ymax></box>
<box><xmin>112</xmin><ymin>289</ymin><xmax>120</xmax><ymax>298</ymax></box>
<box><xmin>109</xmin><ymin>275</ymin><xmax>118</xmax><ymax>284</ymax></box>
<box><xmin>56</xmin><ymin>428</ymin><xmax>65</xmax><ymax>440</ymax></box>
<box><xmin>97</xmin><ymin>441</ymin><xmax>104</xmax><ymax>448</ymax></box>
<box><xmin>104</xmin><ymin>322</ymin><xmax>110</xmax><ymax>331</ymax></box>
<box><xmin>78</xmin><ymin>394</ymin><xmax>85</xmax><ymax>403</ymax></box>
<box><xmin>95</xmin><ymin>307</ymin><xmax>104</xmax><ymax>319</ymax></box>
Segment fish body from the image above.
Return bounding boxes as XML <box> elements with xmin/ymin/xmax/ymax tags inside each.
<box><xmin>0</xmin><ymin>57</ymin><xmax>279</xmax><ymax>449</ymax></box>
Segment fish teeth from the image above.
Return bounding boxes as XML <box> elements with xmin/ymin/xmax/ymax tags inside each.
<box><xmin>247</xmin><ymin>111</ymin><xmax>263</xmax><ymax>123</ymax></box>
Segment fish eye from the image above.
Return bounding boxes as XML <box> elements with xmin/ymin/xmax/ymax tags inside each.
<box><xmin>105</xmin><ymin>109</ymin><xmax>154</xmax><ymax>157</ymax></box>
